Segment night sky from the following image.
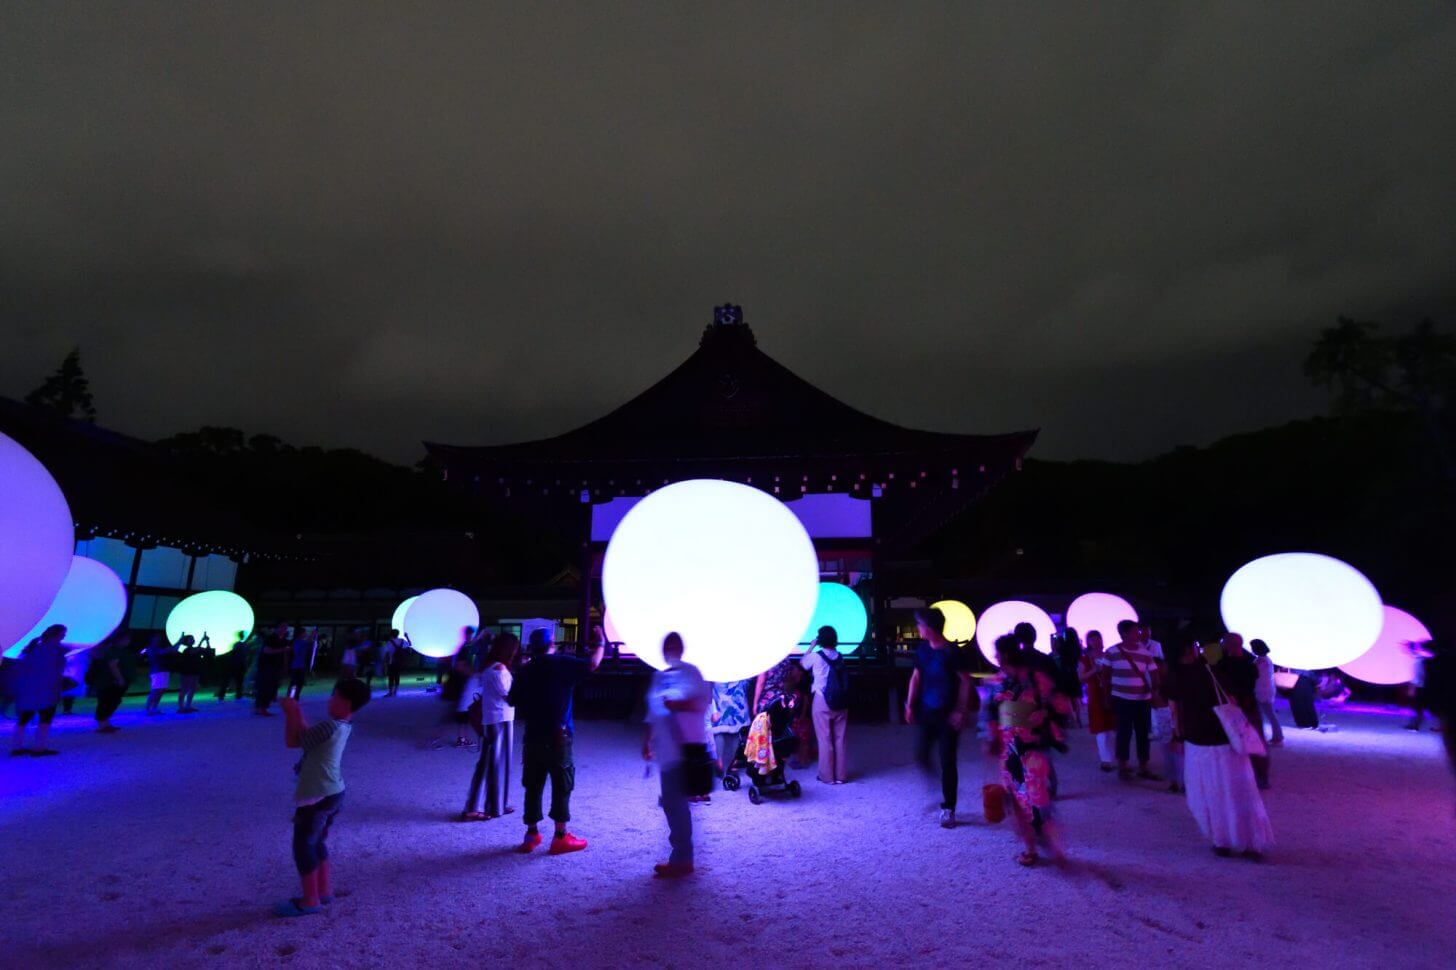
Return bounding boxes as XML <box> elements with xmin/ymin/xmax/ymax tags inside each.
<box><xmin>4</xmin><ymin>5</ymin><xmax>1454</xmax><ymax>463</ymax></box>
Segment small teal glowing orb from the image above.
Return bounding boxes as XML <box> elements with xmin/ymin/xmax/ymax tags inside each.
<box><xmin>1220</xmin><ymin>552</ymin><xmax>1382</xmax><ymax>669</ymax></box>
<box><xmin>0</xmin><ymin>432</ymin><xmax>74</xmax><ymax>654</ymax></box>
<box><xmin>1065</xmin><ymin>592</ymin><xmax>1138</xmax><ymax>644</ymax></box>
<box><xmin>603</xmin><ymin>480</ymin><xmax>819</xmax><ymax>681</ymax></box>
<box><xmin>166</xmin><ymin>591</ymin><xmax>254</xmax><ymax>656</ymax></box>
<box><xmin>391</xmin><ymin>595</ymin><xmax>419</xmax><ymax>634</ymax></box>
<box><xmin>801</xmin><ymin>582</ymin><xmax>868</xmax><ymax>654</ymax></box>
<box><xmin>5</xmin><ymin>556</ymin><xmax>127</xmax><ymax>658</ymax></box>
<box><xmin>403</xmin><ymin>588</ymin><xmax>479</xmax><ymax>659</ymax></box>
<box><xmin>975</xmin><ymin>600</ymin><xmax>1056</xmax><ymax>667</ymax></box>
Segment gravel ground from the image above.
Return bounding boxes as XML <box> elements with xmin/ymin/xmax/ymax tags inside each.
<box><xmin>2</xmin><ymin>686</ymin><xmax>1453</xmax><ymax>969</ymax></box>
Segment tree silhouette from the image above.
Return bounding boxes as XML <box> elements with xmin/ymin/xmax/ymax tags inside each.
<box><xmin>25</xmin><ymin>347</ymin><xmax>97</xmax><ymax>422</ymax></box>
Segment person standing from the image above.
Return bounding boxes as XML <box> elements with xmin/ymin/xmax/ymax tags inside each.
<box><xmin>1079</xmin><ymin>631</ymin><xmax>1117</xmax><ymax>771</ymax></box>
<box><xmin>506</xmin><ymin>626</ymin><xmax>605</xmax><ymax>855</ymax></box>
<box><xmin>339</xmin><ymin>630</ymin><xmax>360</xmax><ymax>682</ymax></box>
<box><xmin>1250</xmin><ymin>639</ymin><xmax>1283</xmax><ymax>745</ymax></box>
<box><xmin>255</xmin><ymin>624</ymin><xmax>289</xmax><ymax>716</ymax></box>
<box><xmin>801</xmin><ymin>625</ymin><xmax>850</xmax><ymax>784</ymax></box>
<box><xmin>1098</xmin><ymin>619</ymin><xmax>1161</xmax><ymax>780</ymax></box>
<box><xmin>463</xmin><ymin>633</ymin><xmax>519</xmax><ymax>820</ymax></box>
<box><xmin>287</xmin><ymin>628</ymin><xmax>315</xmax><ymax>700</ymax></box>
<box><xmin>142</xmin><ymin>634</ymin><xmax>173</xmax><ymax>715</ymax></box>
<box><xmin>217</xmin><ymin>631</ymin><xmax>251</xmax><ymax>702</ymax></box>
<box><xmin>91</xmin><ymin>632</ymin><xmax>133</xmax><ymax>733</ymax></box>
<box><xmin>904</xmin><ymin>607</ymin><xmax>975</xmax><ymax>828</ymax></box>
<box><xmin>10</xmin><ymin>625</ymin><xmax>68</xmax><ymax>756</ymax></box>
<box><xmin>176</xmin><ymin>635</ymin><xmax>206</xmax><ymax>712</ymax></box>
<box><xmin>643</xmin><ymin>632</ymin><xmax>711</xmax><ymax>878</ymax></box>
<box><xmin>708</xmin><ymin>678</ymin><xmax>751</xmax><ymax>775</ymax></box>
<box><xmin>1166</xmin><ymin>636</ymin><xmax>1274</xmax><ymax>859</ymax></box>
<box><xmin>384</xmin><ymin>630</ymin><xmax>409</xmax><ymax>697</ymax></box>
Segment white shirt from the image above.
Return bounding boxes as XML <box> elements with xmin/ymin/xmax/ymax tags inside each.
<box><xmin>1254</xmin><ymin>656</ymin><xmax>1276</xmax><ymax>702</ymax></box>
<box><xmin>480</xmin><ymin>664</ymin><xmax>514</xmax><ymax>724</ymax></box>
<box><xmin>799</xmin><ymin>649</ymin><xmax>841</xmax><ymax>695</ymax></box>
<box><xmin>648</xmin><ymin>661</ymin><xmax>710</xmax><ymax>764</ymax></box>
<box><xmin>1146</xmin><ymin>639</ymin><xmax>1164</xmax><ymax>662</ymax></box>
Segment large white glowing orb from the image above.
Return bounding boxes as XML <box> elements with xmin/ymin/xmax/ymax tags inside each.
<box><xmin>930</xmin><ymin>599</ymin><xmax>977</xmax><ymax>643</ymax></box>
<box><xmin>391</xmin><ymin>595</ymin><xmax>419</xmax><ymax>634</ymax></box>
<box><xmin>975</xmin><ymin>600</ymin><xmax>1056</xmax><ymax>667</ymax></box>
<box><xmin>602</xmin><ymin>479</ymin><xmax>819</xmax><ymax>681</ymax></box>
<box><xmin>403</xmin><ymin>588</ymin><xmax>479</xmax><ymax>659</ymax></box>
<box><xmin>1220</xmin><ymin>552</ymin><xmax>1383</xmax><ymax>670</ymax></box>
<box><xmin>1066</xmin><ymin>592</ymin><xmax>1138</xmax><ymax>643</ymax></box>
<box><xmin>0</xmin><ymin>432</ymin><xmax>74</xmax><ymax>655</ymax></box>
<box><xmin>166</xmin><ymin>590</ymin><xmax>255</xmax><ymax>656</ymax></box>
<box><xmin>1338</xmin><ymin>605</ymin><xmax>1431</xmax><ymax>686</ymax></box>
<box><xmin>801</xmin><ymin>582</ymin><xmax>869</xmax><ymax>654</ymax></box>
<box><xmin>5</xmin><ymin>556</ymin><xmax>127</xmax><ymax>659</ymax></box>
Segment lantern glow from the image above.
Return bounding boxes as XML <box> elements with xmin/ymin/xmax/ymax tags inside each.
<box><xmin>1338</xmin><ymin>605</ymin><xmax>1431</xmax><ymax>686</ymax></box>
<box><xmin>1220</xmin><ymin>553</ymin><xmax>1382</xmax><ymax>670</ymax></box>
<box><xmin>801</xmin><ymin>582</ymin><xmax>869</xmax><ymax>654</ymax></box>
<box><xmin>0</xmin><ymin>432</ymin><xmax>74</xmax><ymax>654</ymax></box>
<box><xmin>165</xmin><ymin>591</ymin><xmax>255</xmax><ymax>656</ymax></box>
<box><xmin>402</xmin><ymin>589</ymin><xmax>479</xmax><ymax>659</ymax></box>
<box><xmin>4</xmin><ymin>556</ymin><xmax>128</xmax><ymax>659</ymax></box>
<box><xmin>974</xmin><ymin>600</ymin><xmax>1055</xmax><ymax>667</ymax></box>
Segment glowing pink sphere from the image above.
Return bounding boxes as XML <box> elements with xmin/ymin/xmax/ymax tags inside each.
<box><xmin>0</xmin><ymin>432</ymin><xmax>74</xmax><ymax>654</ymax></box>
<box><xmin>1221</xmin><ymin>552</ymin><xmax>1383</xmax><ymax>669</ymax></box>
<box><xmin>403</xmin><ymin>589</ymin><xmax>480</xmax><ymax>659</ymax></box>
<box><xmin>1066</xmin><ymin>592</ymin><xmax>1138</xmax><ymax>644</ymax></box>
<box><xmin>975</xmin><ymin>600</ymin><xmax>1056</xmax><ymax>667</ymax></box>
<box><xmin>1338</xmin><ymin>606</ymin><xmax>1431</xmax><ymax>686</ymax></box>
<box><xmin>5</xmin><ymin>556</ymin><xmax>128</xmax><ymax>659</ymax></box>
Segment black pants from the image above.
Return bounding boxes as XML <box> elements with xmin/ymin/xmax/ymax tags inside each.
<box><xmin>292</xmin><ymin>792</ymin><xmax>344</xmax><ymax>875</ymax></box>
<box><xmin>18</xmin><ymin>706</ymin><xmax>57</xmax><ymax>726</ymax></box>
<box><xmin>95</xmin><ymin>686</ymin><xmax>125</xmax><ymax>722</ymax></box>
<box><xmin>255</xmin><ymin>670</ymin><xmax>282</xmax><ymax>710</ymax></box>
<box><xmin>914</xmin><ymin>708</ymin><xmax>961</xmax><ymax>810</ymax></box>
<box><xmin>216</xmin><ymin>667</ymin><xmax>246</xmax><ymax>700</ymax></box>
<box><xmin>1114</xmin><ymin>697</ymin><xmax>1152</xmax><ymax>765</ymax></box>
<box><xmin>387</xmin><ymin>666</ymin><xmax>403</xmax><ymax>693</ymax></box>
<box><xmin>522</xmin><ymin>733</ymin><xmax>574</xmax><ymax>826</ymax></box>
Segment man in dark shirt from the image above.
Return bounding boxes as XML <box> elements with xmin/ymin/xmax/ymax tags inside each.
<box><xmin>507</xmin><ymin>626</ymin><xmax>605</xmax><ymax>854</ymax></box>
<box><xmin>217</xmin><ymin>631</ymin><xmax>251</xmax><ymax>701</ymax></box>
<box><xmin>176</xmin><ymin>636</ymin><xmax>206</xmax><ymax>713</ymax></box>
<box><xmin>904</xmin><ymin>608</ymin><xmax>975</xmax><ymax>828</ymax></box>
<box><xmin>288</xmin><ymin>630</ymin><xmax>315</xmax><ymax>699</ymax></box>
<box><xmin>255</xmin><ymin>624</ymin><xmax>290</xmax><ymax>716</ymax></box>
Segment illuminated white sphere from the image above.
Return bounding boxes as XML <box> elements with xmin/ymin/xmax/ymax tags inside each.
<box><xmin>403</xmin><ymin>588</ymin><xmax>479</xmax><ymax>659</ymax></box>
<box><xmin>391</xmin><ymin>595</ymin><xmax>419</xmax><ymax>634</ymax></box>
<box><xmin>602</xmin><ymin>479</ymin><xmax>819</xmax><ymax>681</ymax></box>
<box><xmin>0</xmin><ymin>432</ymin><xmax>74</xmax><ymax>655</ymax></box>
<box><xmin>975</xmin><ymin>600</ymin><xmax>1056</xmax><ymax>667</ymax></box>
<box><xmin>1066</xmin><ymin>592</ymin><xmax>1138</xmax><ymax>644</ymax></box>
<box><xmin>1338</xmin><ymin>605</ymin><xmax>1431</xmax><ymax>686</ymax></box>
<box><xmin>801</xmin><ymin>582</ymin><xmax>869</xmax><ymax>654</ymax></box>
<box><xmin>930</xmin><ymin>599</ymin><xmax>977</xmax><ymax>643</ymax></box>
<box><xmin>166</xmin><ymin>590</ymin><xmax>255</xmax><ymax>656</ymax></box>
<box><xmin>1220</xmin><ymin>553</ymin><xmax>1383</xmax><ymax>670</ymax></box>
<box><xmin>4</xmin><ymin>556</ymin><xmax>128</xmax><ymax>659</ymax></box>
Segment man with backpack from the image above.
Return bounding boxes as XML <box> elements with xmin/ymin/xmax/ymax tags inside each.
<box><xmin>801</xmin><ymin>625</ymin><xmax>851</xmax><ymax>784</ymax></box>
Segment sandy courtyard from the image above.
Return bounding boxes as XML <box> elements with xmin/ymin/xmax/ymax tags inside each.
<box><xmin>2</xmin><ymin>685</ymin><xmax>1453</xmax><ymax>970</ymax></box>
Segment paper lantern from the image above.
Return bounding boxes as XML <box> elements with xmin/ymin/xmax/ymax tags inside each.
<box><xmin>974</xmin><ymin>600</ymin><xmax>1056</xmax><ymax>667</ymax></box>
<box><xmin>930</xmin><ymin>599</ymin><xmax>976</xmax><ymax>643</ymax></box>
<box><xmin>165</xmin><ymin>590</ymin><xmax>255</xmax><ymax>656</ymax></box>
<box><xmin>1338</xmin><ymin>605</ymin><xmax>1431</xmax><ymax>686</ymax></box>
<box><xmin>801</xmin><ymin>582</ymin><xmax>869</xmax><ymax>654</ymax></box>
<box><xmin>1065</xmin><ymin>592</ymin><xmax>1138</xmax><ymax>644</ymax></box>
<box><xmin>602</xmin><ymin>479</ymin><xmax>819</xmax><ymax>681</ymax></box>
<box><xmin>1220</xmin><ymin>553</ymin><xmax>1382</xmax><ymax>670</ymax></box>
<box><xmin>391</xmin><ymin>595</ymin><xmax>419</xmax><ymax>633</ymax></box>
<box><xmin>4</xmin><ymin>556</ymin><xmax>127</xmax><ymax>658</ymax></box>
<box><xmin>402</xmin><ymin>588</ymin><xmax>480</xmax><ymax>659</ymax></box>
<box><xmin>0</xmin><ymin>432</ymin><xmax>74</xmax><ymax>654</ymax></box>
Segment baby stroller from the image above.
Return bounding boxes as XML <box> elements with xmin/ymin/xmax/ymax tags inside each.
<box><xmin>723</xmin><ymin>700</ymin><xmax>801</xmax><ymax>804</ymax></box>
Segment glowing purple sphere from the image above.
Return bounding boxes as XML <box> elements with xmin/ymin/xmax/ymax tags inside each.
<box><xmin>0</xmin><ymin>432</ymin><xmax>74</xmax><ymax>654</ymax></box>
<box><xmin>1065</xmin><ymin>592</ymin><xmax>1139</xmax><ymax>644</ymax></box>
<box><xmin>5</xmin><ymin>556</ymin><xmax>128</xmax><ymax>659</ymax></box>
<box><xmin>402</xmin><ymin>588</ymin><xmax>480</xmax><ymax>659</ymax></box>
<box><xmin>975</xmin><ymin>600</ymin><xmax>1056</xmax><ymax>667</ymax></box>
<box><xmin>1338</xmin><ymin>606</ymin><xmax>1431</xmax><ymax>686</ymax></box>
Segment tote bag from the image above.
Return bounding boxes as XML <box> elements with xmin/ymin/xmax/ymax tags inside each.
<box><xmin>1207</xmin><ymin>666</ymin><xmax>1267</xmax><ymax>758</ymax></box>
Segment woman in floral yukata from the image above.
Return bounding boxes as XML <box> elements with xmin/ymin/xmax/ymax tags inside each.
<box><xmin>987</xmin><ymin>634</ymin><xmax>1073</xmax><ymax>867</ymax></box>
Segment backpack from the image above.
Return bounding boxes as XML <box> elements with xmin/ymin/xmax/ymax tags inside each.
<box><xmin>822</xmin><ymin>652</ymin><xmax>851</xmax><ymax>711</ymax></box>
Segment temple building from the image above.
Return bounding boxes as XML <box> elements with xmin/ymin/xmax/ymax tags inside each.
<box><xmin>426</xmin><ymin>305</ymin><xmax>1037</xmax><ymax>658</ymax></box>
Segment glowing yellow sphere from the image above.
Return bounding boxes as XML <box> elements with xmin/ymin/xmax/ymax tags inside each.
<box><xmin>930</xmin><ymin>599</ymin><xmax>976</xmax><ymax>643</ymax></box>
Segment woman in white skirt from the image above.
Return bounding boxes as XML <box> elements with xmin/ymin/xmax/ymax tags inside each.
<box><xmin>1167</xmin><ymin>638</ymin><xmax>1273</xmax><ymax>859</ymax></box>
<box><xmin>463</xmin><ymin>633</ymin><xmax>518</xmax><ymax>820</ymax></box>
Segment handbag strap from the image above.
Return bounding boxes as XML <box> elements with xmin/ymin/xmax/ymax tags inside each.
<box><xmin>1119</xmin><ymin>647</ymin><xmax>1153</xmax><ymax>691</ymax></box>
<box><xmin>1205</xmin><ymin>663</ymin><xmax>1231</xmax><ymax>705</ymax></box>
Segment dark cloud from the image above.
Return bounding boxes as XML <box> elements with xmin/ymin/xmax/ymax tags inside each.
<box><xmin>3</xmin><ymin>4</ymin><xmax>1454</xmax><ymax>461</ymax></box>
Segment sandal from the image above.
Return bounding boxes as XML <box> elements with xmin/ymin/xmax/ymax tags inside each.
<box><xmin>1016</xmin><ymin>851</ymin><xmax>1039</xmax><ymax>867</ymax></box>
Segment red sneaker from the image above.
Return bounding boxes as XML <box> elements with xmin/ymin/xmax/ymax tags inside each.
<box><xmin>518</xmin><ymin>831</ymin><xmax>543</xmax><ymax>854</ymax></box>
<box><xmin>548</xmin><ymin>832</ymin><xmax>588</xmax><ymax>855</ymax></box>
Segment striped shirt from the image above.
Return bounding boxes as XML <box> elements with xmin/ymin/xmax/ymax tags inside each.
<box><xmin>1098</xmin><ymin>644</ymin><xmax>1156</xmax><ymax>701</ymax></box>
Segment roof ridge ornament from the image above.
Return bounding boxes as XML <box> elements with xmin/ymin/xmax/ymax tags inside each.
<box><xmin>704</xmin><ymin>303</ymin><xmax>755</xmax><ymax>346</ymax></box>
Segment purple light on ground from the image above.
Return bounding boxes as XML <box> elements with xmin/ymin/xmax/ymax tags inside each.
<box><xmin>5</xmin><ymin>556</ymin><xmax>127</xmax><ymax>658</ymax></box>
<box><xmin>1338</xmin><ymin>605</ymin><xmax>1431</xmax><ymax>686</ymax></box>
<box><xmin>975</xmin><ymin>600</ymin><xmax>1056</xmax><ymax>666</ymax></box>
<box><xmin>403</xmin><ymin>589</ymin><xmax>480</xmax><ymax>659</ymax></box>
<box><xmin>0</xmin><ymin>432</ymin><xmax>74</xmax><ymax>654</ymax></box>
<box><xmin>1065</xmin><ymin>592</ymin><xmax>1138</xmax><ymax>643</ymax></box>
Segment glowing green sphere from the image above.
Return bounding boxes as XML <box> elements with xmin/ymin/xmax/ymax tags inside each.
<box><xmin>800</xmin><ymin>582</ymin><xmax>869</xmax><ymax>654</ymax></box>
<box><xmin>165</xmin><ymin>590</ymin><xmax>254</xmax><ymax>656</ymax></box>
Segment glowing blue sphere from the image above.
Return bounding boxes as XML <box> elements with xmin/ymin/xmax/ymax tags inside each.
<box><xmin>603</xmin><ymin>480</ymin><xmax>819</xmax><ymax>681</ymax></box>
<box><xmin>5</xmin><ymin>556</ymin><xmax>127</xmax><ymax>658</ymax></box>
<box><xmin>166</xmin><ymin>590</ymin><xmax>255</xmax><ymax>656</ymax></box>
<box><xmin>0</xmin><ymin>432</ymin><xmax>74</xmax><ymax>654</ymax></box>
<box><xmin>403</xmin><ymin>588</ymin><xmax>479</xmax><ymax>659</ymax></box>
<box><xmin>1220</xmin><ymin>552</ymin><xmax>1382</xmax><ymax>670</ymax></box>
<box><xmin>801</xmin><ymin>582</ymin><xmax>869</xmax><ymax>654</ymax></box>
<box><xmin>391</xmin><ymin>595</ymin><xmax>419</xmax><ymax>634</ymax></box>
